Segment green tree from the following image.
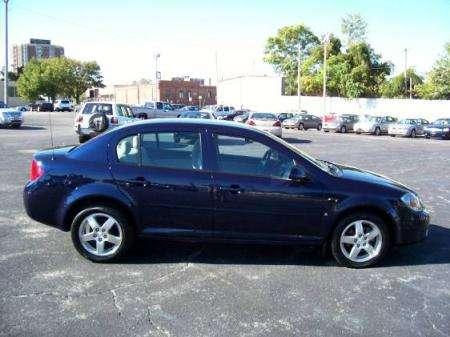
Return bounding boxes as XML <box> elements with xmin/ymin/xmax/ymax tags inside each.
<box><xmin>381</xmin><ymin>68</ymin><xmax>423</xmax><ymax>98</ymax></box>
<box><xmin>264</xmin><ymin>24</ymin><xmax>320</xmax><ymax>95</ymax></box>
<box><xmin>416</xmin><ymin>43</ymin><xmax>450</xmax><ymax>99</ymax></box>
<box><xmin>17</xmin><ymin>57</ymin><xmax>104</xmax><ymax>103</ymax></box>
<box><xmin>64</xmin><ymin>60</ymin><xmax>105</xmax><ymax>104</ymax></box>
<box><xmin>341</xmin><ymin>13</ymin><xmax>368</xmax><ymax>46</ymax></box>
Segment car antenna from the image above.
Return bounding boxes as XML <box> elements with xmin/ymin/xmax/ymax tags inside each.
<box><xmin>48</xmin><ymin>107</ymin><xmax>55</xmax><ymax>160</ymax></box>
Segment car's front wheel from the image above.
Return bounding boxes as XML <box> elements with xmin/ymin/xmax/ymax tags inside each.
<box><xmin>71</xmin><ymin>206</ymin><xmax>134</xmax><ymax>262</ymax></box>
<box><xmin>331</xmin><ymin>213</ymin><xmax>390</xmax><ymax>268</ymax></box>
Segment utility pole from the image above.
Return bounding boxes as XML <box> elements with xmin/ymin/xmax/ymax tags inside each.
<box><xmin>322</xmin><ymin>34</ymin><xmax>329</xmax><ymax>116</ymax></box>
<box><xmin>154</xmin><ymin>53</ymin><xmax>160</xmax><ymax>101</ymax></box>
<box><xmin>297</xmin><ymin>44</ymin><xmax>301</xmax><ymax>112</ymax></box>
<box><xmin>409</xmin><ymin>77</ymin><xmax>413</xmax><ymax>99</ymax></box>
<box><xmin>3</xmin><ymin>0</ymin><xmax>9</xmax><ymax>106</ymax></box>
<box><xmin>404</xmin><ymin>48</ymin><xmax>408</xmax><ymax>97</ymax></box>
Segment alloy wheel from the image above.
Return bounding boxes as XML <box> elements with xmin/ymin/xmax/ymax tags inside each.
<box><xmin>78</xmin><ymin>213</ymin><xmax>123</xmax><ymax>257</ymax></box>
<box><xmin>339</xmin><ymin>220</ymin><xmax>382</xmax><ymax>263</ymax></box>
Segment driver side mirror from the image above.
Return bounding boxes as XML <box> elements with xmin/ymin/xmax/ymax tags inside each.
<box><xmin>289</xmin><ymin>166</ymin><xmax>309</xmax><ymax>183</ymax></box>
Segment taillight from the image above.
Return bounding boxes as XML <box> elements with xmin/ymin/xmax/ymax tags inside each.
<box><xmin>247</xmin><ymin>119</ymin><xmax>255</xmax><ymax>126</ymax></box>
<box><xmin>75</xmin><ymin>115</ymin><xmax>83</xmax><ymax>122</ymax></box>
<box><xmin>273</xmin><ymin>120</ymin><xmax>281</xmax><ymax>127</ymax></box>
<box><xmin>30</xmin><ymin>159</ymin><xmax>43</xmax><ymax>182</ymax></box>
<box><xmin>111</xmin><ymin>117</ymin><xmax>118</xmax><ymax>124</ymax></box>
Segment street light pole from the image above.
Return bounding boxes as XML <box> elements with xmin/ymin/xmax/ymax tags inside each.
<box><xmin>154</xmin><ymin>53</ymin><xmax>160</xmax><ymax>101</ymax></box>
<box><xmin>322</xmin><ymin>34</ymin><xmax>329</xmax><ymax>116</ymax></box>
<box><xmin>3</xmin><ymin>0</ymin><xmax>9</xmax><ymax>106</ymax></box>
<box><xmin>297</xmin><ymin>44</ymin><xmax>301</xmax><ymax>112</ymax></box>
<box><xmin>404</xmin><ymin>48</ymin><xmax>408</xmax><ymax>96</ymax></box>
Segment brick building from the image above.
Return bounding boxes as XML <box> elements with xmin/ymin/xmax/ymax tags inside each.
<box><xmin>159</xmin><ymin>77</ymin><xmax>216</xmax><ymax>106</ymax></box>
<box><xmin>13</xmin><ymin>39</ymin><xmax>64</xmax><ymax>70</ymax></box>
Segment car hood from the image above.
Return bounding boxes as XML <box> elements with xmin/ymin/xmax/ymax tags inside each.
<box><xmin>335</xmin><ymin>163</ymin><xmax>413</xmax><ymax>193</ymax></box>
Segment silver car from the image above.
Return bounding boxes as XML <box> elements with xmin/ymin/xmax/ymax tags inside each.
<box><xmin>0</xmin><ymin>108</ymin><xmax>23</xmax><ymax>128</ymax></box>
<box><xmin>246</xmin><ymin>112</ymin><xmax>282</xmax><ymax>137</ymax></box>
<box><xmin>282</xmin><ymin>113</ymin><xmax>322</xmax><ymax>130</ymax></box>
<box><xmin>354</xmin><ymin>115</ymin><xmax>398</xmax><ymax>136</ymax></box>
<box><xmin>388</xmin><ymin>118</ymin><xmax>429</xmax><ymax>138</ymax></box>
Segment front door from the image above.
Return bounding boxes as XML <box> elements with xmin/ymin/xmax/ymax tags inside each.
<box><xmin>208</xmin><ymin>131</ymin><xmax>328</xmax><ymax>244</ymax></box>
<box><xmin>110</xmin><ymin>128</ymin><xmax>213</xmax><ymax>238</ymax></box>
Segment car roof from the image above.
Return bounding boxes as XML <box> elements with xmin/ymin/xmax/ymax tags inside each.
<box><xmin>112</xmin><ymin>118</ymin><xmax>262</xmax><ymax>134</ymax></box>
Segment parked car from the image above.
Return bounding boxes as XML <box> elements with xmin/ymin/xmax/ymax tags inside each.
<box><xmin>354</xmin><ymin>115</ymin><xmax>398</xmax><ymax>136</ymax></box>
<box><xmin>16</xmin><ymin>105</ymin><xmax>29</xmax><ymax>112</ymax></box>
<box><xmin>219</xmin><ymin>109</ymin><xmax>249</xmax><ymax>121</ymax></box>
<box><xmin>323</xmin><ymin>113</ymin><xmax>359</xmax><ymax>133</ymax></box>
<box><xmin>74</xmin><ymin>102</ymin><xmax>136</xmax><ymax>143</ymax></box>
<box><xmin>277</xmin><ymin>113</ymin><xmax>294</xmax><ymax>123</ymax></box>
<box><xmin>54</xmin><ymin>99</ymin><xmax>73</xmax><ymax>112</ymax></box>
<box><xmin>424</xmin><ymin>118</ymin><xmax>450</xmax><ymax>140</ymax></box>
<box><xmin>172</xmin><ymin>104</ymin><xmax>185</xmax><ymax>110</ymax></box>
<box><xmin>24</xmin><ymin>119</ymin><xmax>430</xmax><ymax>268</ymax></box>
<box><xmin>246</xmin><ymin>112</ymin><xmax>282</xmax><ymax>137</ymax></box>
<box><xmin>0</xmin><ymin>108</ymin><xmax>23</xmax><ymax>128</ymax></box>
<box><xmin>233</xmin><ymin>112</ymin><xmax>250</xmax><ymax>123</ymax></box>
<box><xmin>283</xmin><ymin>114</ymin><xmax>322</xmax><ymax>130</ymax></box>
<box><xmin>35</xmin><ymin>102</ymin><xmax>54</xmax><ymax>112</ymax></box>
<box><xmin>201</xmin><ymin>105</ymin><xmax>235</xmax><ymax>120</ymax></box>
<box><xmin>178</xmin><ymin>110</ymin><xmax>216</xmax><ymax>119</ymax></box>
<box><xmin>180</xmin><ymin>105</ymin><xmax>199</xmax><ymax>112</ymax></box>
<box><xmin>388</xmin><ymin>118</ymin><xmax>429</xmax><ymax>138</ymax></box>
<box><xmin>133</xmin><ymin>102</ymin><xmax>180</xmax><ymax>119</ymax></box>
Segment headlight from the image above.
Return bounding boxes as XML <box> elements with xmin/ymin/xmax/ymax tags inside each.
<box><xmin>401</xmin><ymin>192</ymin><xmax>422</xmax><ymax>211</ymax></box>
<box><xmin>443</xmin><ymin>127</ymin><xmax>449</xmax><ymax>132</ymax></box>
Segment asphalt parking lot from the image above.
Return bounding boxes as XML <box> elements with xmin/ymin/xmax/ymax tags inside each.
<box><xmin>1</xmin><ymin>111</ymin><xmax>449</xmax><ymax>337</ymax></box>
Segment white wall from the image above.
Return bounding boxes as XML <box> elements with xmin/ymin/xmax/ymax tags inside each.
<box><xmin>217</xmin><ymin>76</ymin><xmax>450</xmax><ymax>121</ymax></box>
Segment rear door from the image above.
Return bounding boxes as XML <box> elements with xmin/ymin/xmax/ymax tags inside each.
<box><xmin>110</xmin><ymin>125</ymin><xmax>214</xmax><ymax>237</ymax></box>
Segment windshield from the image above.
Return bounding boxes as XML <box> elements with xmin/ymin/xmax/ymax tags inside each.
<box><xmin>398</xmin><ymin>119</ymin><xmax>416</xmax><ymax>125</ymax></box>
<box><xmin>433</xmin><ymin>119</ymin><xmax>450</xmax><ymax>126</ymax></box>
<box><xmin>252</xmin><ymin>112</ymin><xmax>277</xmax><ymax>120</ymax></box>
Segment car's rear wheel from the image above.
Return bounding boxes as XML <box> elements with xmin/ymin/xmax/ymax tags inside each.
<box><xmin>410</xmin><ymin>129</ymin><xmax>416</xmax><ymax>138</ymax></box>
<box><xmin>331</xmin><ymin>213</ymin><xmax>390</xmax><ymax>268</ymax></box>
<box><xmin>317</xmin><ymin>123</ymin><xmax>322</xmax><ymax>131</ymax></box>
<box><xmin>374</xmin><ymin>127</ymin><xmax>381</xmax><ymax>136</ymax></box>
<box><xmin>71</xmin><ymin>206</ymin><xmax>134</xmax><ymax>262</ymax></box>
<box><xmin>340</xmin><ymin>125</ymin><xmax>347</xmax><ymax>133</ymax></box>
<box><xmin>298</xmin><ymin>123</ymin><xmax>304</xmax><ymax>131</ymax></box>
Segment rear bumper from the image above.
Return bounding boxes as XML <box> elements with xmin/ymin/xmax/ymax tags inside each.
<box><xmin>255</xmin><ymin>126</ymin><xmax>282</xmax><ymax>137</ymax></box>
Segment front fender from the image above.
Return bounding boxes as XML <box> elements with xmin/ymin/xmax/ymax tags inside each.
<box><xmin>328</xmin><ymin>195</ymin><xmax>401</xmax><ymax>241</ymax></box>
<box><xmin>56</xmin><ymin>182</ymin><xmax>138</xmax><ymax>230</ymax></box>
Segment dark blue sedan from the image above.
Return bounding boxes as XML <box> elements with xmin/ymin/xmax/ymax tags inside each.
<box><xmin>23</xmin><ymin>119</ymin><xmax>430</xmax><ymax>268</ymax></box>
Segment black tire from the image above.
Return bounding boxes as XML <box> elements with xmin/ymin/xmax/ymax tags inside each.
<box><xmin>78</xmin><ymin>135</ymin><xmax>89</xmax><ymax>143</ymax></box>
<box><xmin>298</xmin><ymin>123</ymin><xmax>304</xmax><ymax>131</ymax></box>
<box><xmin>317</xmin><ymin>123</ymin><xmax>322</xmax><ymax>131</ymax></box>
<box><xmin>89</xmin><ymin>113</ymin><xmax>109</xmax><ymax>133</ymax></box>
<box><xmin>331</xmin><ymin>213</ymin><xmax>390</xmax><ymax>268</ymax></box>
<box><xmin>425</xmin><ymin>133</ymin><xmax>431</xmax><ymax>139</ymax></box>
<box><xmin>340</xmin><ymin>125</ymin><xmax>347</xmax><ymax>133</ymax></box>
<box><xmin>410</xmin><ymin>129</ymin><xmax>416</xmax><ymax>138</ymax></box>
<box><xmin>71</xmin><ymin>206</ymin><xmax>134</xmax><ymax>262</ymax></box>
<box><xmin>374</xmin><ymin>127</ymin><xmax>381</xmax><ymax>136</ymax></box>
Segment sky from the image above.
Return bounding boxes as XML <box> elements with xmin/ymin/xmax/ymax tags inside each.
<box><xmin>0</xmin><ymin>0</ymin><xmax>449</xmax><ymax>85</ymax></box>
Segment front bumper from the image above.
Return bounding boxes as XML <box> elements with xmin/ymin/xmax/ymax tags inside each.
<box><xmin>1</xmin><ymin>118</ymin><xmax>23</xmax><ymax>126</ymax></box>
<box><xmin>396</xmin><ymin>206</ymin><xmax>430</xmax><ymax>244</ymax></box>
<box><xmin>425</xmin><ymin>130</ymin><xmax>450</xmax><ymax>139</ymax></box>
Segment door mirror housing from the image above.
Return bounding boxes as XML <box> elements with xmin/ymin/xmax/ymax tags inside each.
<box><xmin>289</xmin><ymin>166</ymin><xmax>309</xmax><ymax>182</ymax></box>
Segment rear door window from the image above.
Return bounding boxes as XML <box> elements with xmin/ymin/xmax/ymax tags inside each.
<box><xmin>140</xmin><ymin>132</ymin><xmax>203</xmax><ymax>170</ymax></box>
<box><xmin>82</xmin><ymin>103</ymin><xmax>113</xmax><ymax>115</ymax></box>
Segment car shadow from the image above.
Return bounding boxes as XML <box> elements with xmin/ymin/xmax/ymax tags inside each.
<box><xmin>281</xmin><ymin>137</ymin><xmax>312</xmax><ymax>144</ymax></box>
<box><xmin>15</xmin><ymin>125</ymin><xmax>47</xmax><ymax>130</ymax></box>
<box><xmin>119</xmin><ymin>225</ymin><xmax>449</xmax><ymax>267</ymax></box>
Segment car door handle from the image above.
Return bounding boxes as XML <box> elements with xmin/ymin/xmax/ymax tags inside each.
<box><xmin>219</xmin><ymin>184</ymin><xmax>244</xmax><ymax>195</ymax></box>
<box><xmin>124</xmin><ymin>176</ymin><xmax>149</xmax><ymax>187</ymax></box>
